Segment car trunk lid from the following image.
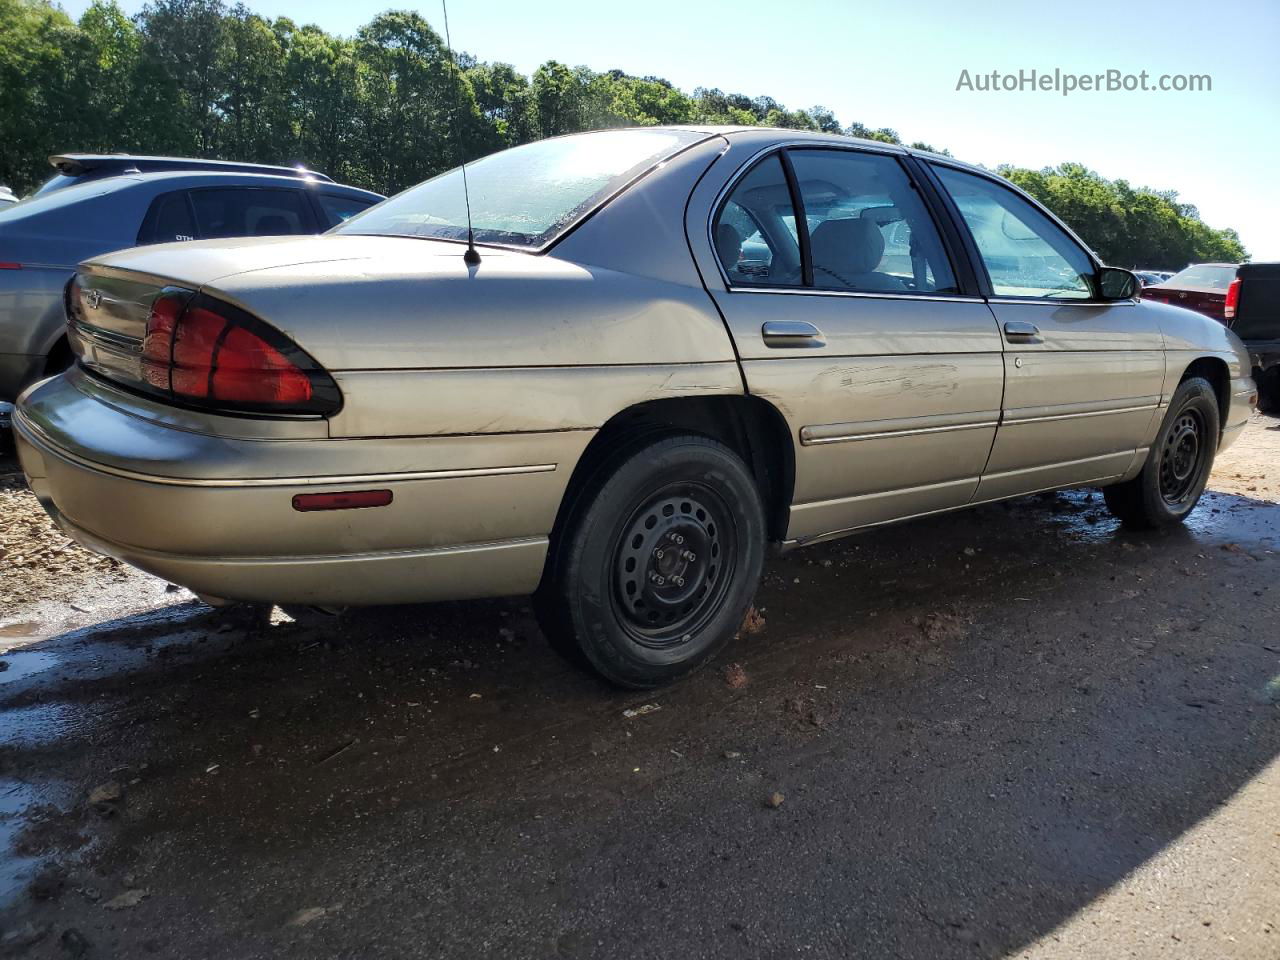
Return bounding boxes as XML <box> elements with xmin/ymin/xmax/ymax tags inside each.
<box><xmin>1140</xmin><ymin>283</ymin><xmax>1228</xmax><ymax>321</ymax></box>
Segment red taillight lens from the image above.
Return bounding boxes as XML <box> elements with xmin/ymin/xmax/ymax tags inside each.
<box><xmin>141</xmin><ymin>290</ymin><xmax>190</xmax><ymax>391</ymax></box>
<box><xmin>1224</xmin><ymin>278</ymin><xmax>1241</xmax><ymax>321</ymax></box>
<box><xmin>139</xmin><ymin>291</ymin><xmax>338</xmax><ymax>415</ymax></box>
<box><xmin>0</xmin><ymin>262</ymin><xmax>22</xmax><ymax>270</ymax></box>
<box><xmin>210</xmin><ymin>323</ymin><xmax>313</xmax><ymax>406</ymax></box>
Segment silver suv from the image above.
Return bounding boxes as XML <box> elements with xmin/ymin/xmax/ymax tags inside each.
<box><xmin>0</xmin><ymin>155</ymin><xmax>382</xmax><ymax>427</ymax></box>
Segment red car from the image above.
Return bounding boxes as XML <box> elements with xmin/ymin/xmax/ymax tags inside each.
<box><xmin>1140</xmin><ymin>262</ymin><xmax>1239</xmax><ymax>321</ymax></box>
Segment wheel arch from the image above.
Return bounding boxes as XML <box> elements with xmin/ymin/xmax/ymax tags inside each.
<box><xmin>1178</xmin><ymin>355</ymin><xmax>1230</xmax><ymax>431</ymax></box>
<box><xmin>548</xmin><ymin>394</ymin><xmax>796</xmax><ymax>552</ymax></box>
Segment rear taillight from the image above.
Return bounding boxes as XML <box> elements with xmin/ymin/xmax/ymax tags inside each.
<box><xmin>0</xmin><ymin>262</ymin><xmax>21</xmax><ymax>270</ymax></box>
<box><xmin>1224</xmin><ymin>278</ymin><xmax>1241</xmax><ymax>321</ymax></box>
<box><xmin>140</xmin><ymin>289</ymin><xmax>340</xmax><ymax>415</ymax></box>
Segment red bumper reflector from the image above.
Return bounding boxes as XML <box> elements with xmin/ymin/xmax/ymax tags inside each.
<box><xmin>0</xmin><ymin>262</ymin><xmax>21</xmax><ymax>270</ymax></box>
<box><xmin>292</xmin><ymin>490</ymin><xmax>393</xmax><ymax>512</ymax></box>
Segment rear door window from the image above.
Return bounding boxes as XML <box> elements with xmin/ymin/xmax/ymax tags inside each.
<box><xmin>788</xmin><ymin>149</ymin><xmax>958</xmax><ymax>295</ymax></box>
<box><xmin>189</xmin><ymin>188</ymin><xmax>317</xmax><ymax>239</ymax></box>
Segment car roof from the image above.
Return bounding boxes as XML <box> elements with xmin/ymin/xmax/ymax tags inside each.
<box><xmin>49</xmin><ymin>153</ymin><xmax>333</xmax><ymax>183</ymax></box>
<box><xmin>124</xmin><ymin>170</ymin><xmax>383</xmax><ymax>200</ymax></box>
<box><xmin>636</xmin><ymin>125</ymin><xmax>1001</xmax><ymax>176</ymax></box>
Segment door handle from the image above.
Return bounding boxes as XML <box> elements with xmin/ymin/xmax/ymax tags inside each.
<box><xmin>762</xmin><ymin>320</ymin><xmax>825</xmax><ymax>348</ymax></box>
<box><xmin>1003</xmin><ymin>320</ymin><xmax>1041</xmax><ymax>342</ymax></box>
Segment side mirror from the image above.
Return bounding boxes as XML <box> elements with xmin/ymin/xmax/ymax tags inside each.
<box><xmin>1098</xmin><ymin>266</ymin><xmax>1139</xmax><ymax>300</ymax></box>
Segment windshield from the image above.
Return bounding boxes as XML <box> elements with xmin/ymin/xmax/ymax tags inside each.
<box><xmin>1164</xmin><ymin>264</ymin><xmax>1238</xmax><ymax>290</ymax></box>
<box><xmin>334</xmin><ymin>129</ymin><xmax>707</xmax><ymax>249</ymax></box>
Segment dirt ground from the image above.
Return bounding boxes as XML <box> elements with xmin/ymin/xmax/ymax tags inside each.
<box><xmin>0</xmin><ymin>413</ymin><xmax>1277</xmax><ymax>959</ymax></box>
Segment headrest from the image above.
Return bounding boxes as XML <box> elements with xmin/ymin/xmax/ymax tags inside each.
<box><xmin>715</xmin><ymin>222</ymin><xmax>742</xmax><ymax>266</ymax></box>
<box><xmin>809</xmin><ymin>217</ymin><xmax>885</xmax><ymax>274</ymax></box>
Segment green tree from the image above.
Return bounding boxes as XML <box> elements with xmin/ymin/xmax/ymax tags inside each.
<box><xmin>218</xmin><ymin>4</ymin><xmax>286</xmax><ymax>162</ymax></box>
<box><xmin>1001</xmin><ymin>163</ymin><xmax>1248</xmax><ymax>267</ymax></box>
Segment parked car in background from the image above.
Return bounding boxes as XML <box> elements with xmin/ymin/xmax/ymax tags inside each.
<box><xmin>1133</xmin><ymin>270</ymin><xmax>1167</xmax><ymax>286</ymax></box>
<box><xmin>31</xmin><ymin>153</ymin><xmax>334</xmax><ymax>197</ymax></box>
<box><xmin>0</xmin><ymin>185</ymin><xmax>17</xmax><ymax>207</ymax></box>
<box><xmin>1140</xmin><ymin>262</ymin><xmax>1240</xmax><ymax>320</ymax></box>
<box><xmin>14</xmin><ymin>128</ymin><xmax>1255</xmax><ymax>687</ymax></box>
<box><xmin>1226</xmin><ymin>262</ymin><xmax>1280</xmax><ymax>412</ymax></box>
<box><xmin>0</xmin><ymin>155</ymin><xmax>383</xmax><ymax>428</ymax></box>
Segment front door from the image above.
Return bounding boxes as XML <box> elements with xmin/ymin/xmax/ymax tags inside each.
<box><xmin>701</xmin><ymin>146</ymin><xmax>1005</xmax><ymax>543</ymax></box>
<box><xmin>929</xmin><ymin>165</ymin><xmax>1165</xmax><ymax>502</ymax></box>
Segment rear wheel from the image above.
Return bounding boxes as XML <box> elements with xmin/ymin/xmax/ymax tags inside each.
<box><xmin>1102</xmin><ymin>376</ymin><xmax>1219</xmax><ymax>529</ymax></box>
<box><xmin>536</xmin><ymin>434</ymin><xmax>765</xmax><ymax>688</ymax></box>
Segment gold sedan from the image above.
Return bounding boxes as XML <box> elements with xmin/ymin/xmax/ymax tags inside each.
<box><xmin>14</xmin><ymin>128</ymin><xmax>1257</xmax><ymax>687</ymax></box>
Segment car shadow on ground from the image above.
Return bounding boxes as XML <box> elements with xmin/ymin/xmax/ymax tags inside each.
<box><xmin>1</xmin><ymin>487</ymin><xmax>1277</xmax><ymax>957</ymax></box>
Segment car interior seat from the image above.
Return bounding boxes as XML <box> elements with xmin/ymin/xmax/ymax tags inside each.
<box><xmin>808</xmin><ymin>218</ymin><xmax>906</xmax><ymax>292</ymax></box>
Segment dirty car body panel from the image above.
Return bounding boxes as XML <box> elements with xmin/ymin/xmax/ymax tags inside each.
<box><xmin>14</xmin><ymin>127</ymin><xmax>1255</xmax><ymax>643</ymax></box>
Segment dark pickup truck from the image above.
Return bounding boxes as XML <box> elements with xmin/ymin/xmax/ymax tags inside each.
<box><xmin>1229</xmin><ymin>262</ymin><xmax>1280</xmax><ymax>412</ymax></box>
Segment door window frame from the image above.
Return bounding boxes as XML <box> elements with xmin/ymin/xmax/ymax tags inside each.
<box><xmin>708</xmin><ymin>142</ymin><xmax>984</xmax><ymax>301</ymax></box>
<box><xmin>921</xmin><ymin>159</ymin><xmax>1132</xmax><ymax>307</ymax></box>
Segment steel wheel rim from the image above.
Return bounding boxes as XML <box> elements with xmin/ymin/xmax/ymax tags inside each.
<box><xmin>1159</xmin><ymin>408</ymin><xmax>1204</xmax><ymax>505</ymax></box>
<box><xmin>611</xmin><ymin>482</ymin><xmax>738</xmax><ymax>649</ymax></box>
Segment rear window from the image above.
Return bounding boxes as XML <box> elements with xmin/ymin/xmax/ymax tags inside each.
<box><xmin>1164</xmin><ymin>264</ymin><xmax>1238</xmax><ymax>290</ymax></box>
<box><xmin>334</xmin><ymin>129</ymin><xmax>707</xmax><ymax>249</ymax></box>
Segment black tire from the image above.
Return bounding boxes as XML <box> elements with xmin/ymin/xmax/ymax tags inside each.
<box><xmin>536</xmin><ymin>434</ymin><xmax>766</xmax><ymax>688</ymax></box>
<box><xmin>1257</xmin><ymin>366</ymin><xmax>1280</xmax><ymax>415</ymax></box>
<box><xmin>1102</xmin><ymin>376</ymin><xmax>1219</xmax><ymax>529</ymax></box>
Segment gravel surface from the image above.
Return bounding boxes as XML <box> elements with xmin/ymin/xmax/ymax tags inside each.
<box><xmin>0</xmin><ymin>413</ymin><xmax>1277</xmax><ymax>959</ymax></box>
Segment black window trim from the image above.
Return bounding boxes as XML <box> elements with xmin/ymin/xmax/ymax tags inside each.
<box><xmin>709</xmin><ymin>140</ymin><xmax>983</xmax><ymax>302</ymax></box>
<box><xmin>922</xmin><ymin>158</ymin><xmax>1132</xmax><ymax>307</ymax></box>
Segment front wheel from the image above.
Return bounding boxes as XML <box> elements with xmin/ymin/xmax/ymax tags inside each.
<box><xmin>536</xmin><ymin>434</ymin><xmax>766</xmax><ymax>688</ymax></box>
<box><xmin>1102</xmin><ymin>376</ymin><xmax>1219</xmax><ymax>529</ymax></box>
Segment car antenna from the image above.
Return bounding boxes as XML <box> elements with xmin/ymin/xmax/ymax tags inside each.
<box><xmin>441</xmin><ymin>0</ymin><xmax>480</xmax><ymax>267</ymax></box>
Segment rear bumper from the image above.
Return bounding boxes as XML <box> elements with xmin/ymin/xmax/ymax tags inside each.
<box><xmin>34</xmin><ymin>489</ymin><xmax>547</xmax><ymax>606</ymax></box>
<box><xmin>15</xmin><ymin>371</ymin><xmax>590</xmax><ymax>605</ymax></box>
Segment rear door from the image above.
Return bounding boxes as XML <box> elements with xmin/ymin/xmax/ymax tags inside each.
<box><xmin>696</xmin><ymin>144</ymin><xmax>1005</xmax><ymax>543</ymax></box>
<box><xmin>928</xmin><ymin>163</ymin><xmax>1165</xmax><ymax>501</ymax></box>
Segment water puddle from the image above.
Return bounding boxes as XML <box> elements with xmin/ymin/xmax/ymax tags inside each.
<box><xmin>0</xmin><ymin>702</ymin><xmax>78</xmax><ymax>748</ymax></box>
<box><xmin>0</xmin><ymin>779</ymin><xmax>40</xmax><ymax>905</ymax></box>
<box><xmin>0</xmin><ymin>648</ymin><xmax>59</xmax><ymax>687</ymax></box>
<box><xmin>0</xmin><ymin>620</ymin><xmax>47</xmax><ymax>640</ymax></box>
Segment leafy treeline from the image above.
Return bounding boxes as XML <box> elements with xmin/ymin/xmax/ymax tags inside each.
<box><xmin>1</xmin><ymin>0</ymin><xmax>1246</xmax><ymax>266</ymax></box>
<box><xmin>1002</xmin><ymin>164</ymin><xmax>1246</xmax><ymax>267</ymax></box>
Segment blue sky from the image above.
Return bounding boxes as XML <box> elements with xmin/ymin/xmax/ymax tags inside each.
<box><xmin>57</xmin><ymin>0</ymin><xmax>1280</xmax><ymax>259</ymax></box>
